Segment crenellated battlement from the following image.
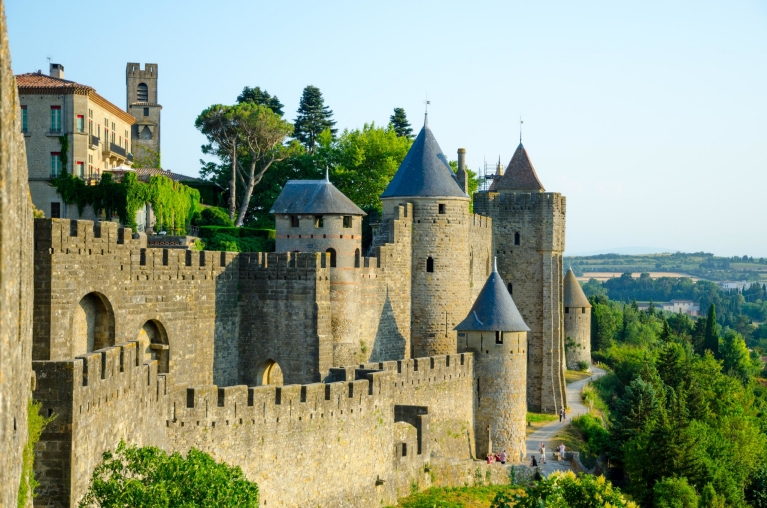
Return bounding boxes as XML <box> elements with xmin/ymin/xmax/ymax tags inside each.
<box><xmin>474</xmin><ymin>190</ymin><xmax>566</xmax><ymax>213</ymax></box>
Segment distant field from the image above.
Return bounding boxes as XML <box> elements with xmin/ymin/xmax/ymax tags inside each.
<box><xmin>577</xmin><ymin>271</ymin><xmax>704</xmax><ymax>282</ymax></box>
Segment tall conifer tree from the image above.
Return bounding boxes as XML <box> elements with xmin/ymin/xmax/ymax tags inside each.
<box><xmin>703</xmin><ymin>304</ymin><xmax>719</xmax><ymax>358</ymax></box>
<box><xmin>293</xmin><ymin>85</ymin><xmax>337</xmax><ymax>152</ymax></box>
<box><xmin>390</xmin><ymin>108</ymin><xmax>413</xmax><ymax>138</ymax></box>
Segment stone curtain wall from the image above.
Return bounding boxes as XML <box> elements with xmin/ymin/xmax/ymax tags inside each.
<box><xmin>168</xmin><ymin>353</ymin><xmax>474</xmax><ymax>508</ymax></box>
<box><xmin>237</xmin><ymin>252</ymin><xmax>331</xmax><ymax>385</ymax></box>
<box><xmin>32</xmin><ymin>343</ymin><xmax>170</xmax><ymax>507</ymax></box>
<box><xmin>468</xmin><ymin>214</ymin><xmax>493</xmax><ymax>303</ymax></box>
<box><xmin>32</xmin><ymin>219</ymin><xmax>240</xmax><ymax>387</ymax></box>
<box><xmin>475</xmin><ymin>191</ymin><xmax>567</xmax><ymax>413</ymax></box>
<box><xmin>565</xmin><ymin>306</ymin><xmax>591</xmax><ymax>370</ymax></box>
<box><xmin>0</xmin><ymin>3</ymin><xmax>35</xmax><ymax>505</ymax></box>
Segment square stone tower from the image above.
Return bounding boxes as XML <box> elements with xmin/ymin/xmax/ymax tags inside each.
<box><xmin>474</xmin><ymin>142</ymin><xmax>567</xmax><ymax>414</ymax></box>
<box><xmin>126</xmin><ymin>63</ymin><xmax>161</xmax><ymax>166</ymax></box>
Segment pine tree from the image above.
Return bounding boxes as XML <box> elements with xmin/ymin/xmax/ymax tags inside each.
<box><xmin>659</xmin><ymin>318</ymin><xmax>671</xmax><ymax>343</ymax></box>
<box><xmin>389</xmin><ymin>108</ymin><xmax>413</xmax><ymax>138</ymax></box>
<box><xmin>703</xmin><ymin>304</ymin><xmax>719</xmax><ymax>358</ymax></box>
<box><xmin>236</xmin><ymin>86</ymin><xmax>284</xmax><ymax>116</ymax></box>
<box><xmin>293</xmin><ymin>85</ymin><xmax>337</xmax><ymax>152</ymax></box>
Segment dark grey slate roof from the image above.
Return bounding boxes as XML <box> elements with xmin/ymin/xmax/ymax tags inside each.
<box><xmin>455</xmin><ymin>261</ymin><xmax>530</xmax><ymax>332</ymax></box>
<box><xmin>564</xmin><ymin>268</ymin><xmax>591</xmax><ymax>308</ymax></box>
<box><xmin>380</xmin><ymin>116</ymin><xmax>467</xmax><ymax>199</ymax></box>
<box><xmin>269</xmin><ymin>178</ymin><xmax>366</xmax><ymax>215</ymax></box>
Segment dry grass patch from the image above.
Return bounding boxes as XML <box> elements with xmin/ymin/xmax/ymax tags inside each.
<box><xmin>565</xmin><ymin>370</ymin><xmax>592</xmax><ymax>384</ymax></box>
<box><xmin>526</xmin><ymin>412</ymin><xmax>558</xmax><ymax>436</ymax></box>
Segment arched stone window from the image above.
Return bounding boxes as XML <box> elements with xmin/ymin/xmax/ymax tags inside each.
<box><xmin>426</xmin><ymin>256</ymin><xmax>434</xmax><ymax>273</ymax></box>
<box><xmin>72</xmin><ymin>292</ymin><xmax>115</xmax><ymax>356</ymax></box>
<box><xmin>354</xmin><ymin>248</ymin><xmax>360</xmax><ymax>268</ymax></box>
<box><xmin>514</xmin><ymin>232</ymin><xmax>520</xmax><ymax>245</ymax></box>
<box><xmin>256</xmin><ymin>359</ymin><xmax>284</xmax><ymax>386</ymax></box>
<box><xmin>137</xmin><ymin>83</ymin><xmax>148</xmax><ymax>102</ymax></box>
<box><xmin>137</xmin><ymin>320</ymin><xmax>169</xmax><ymax>374</ymax></box>
<box><xmin>326</xmin><ymin>248</ymin><xmax>337</xmax><ymax>268</ymax></box>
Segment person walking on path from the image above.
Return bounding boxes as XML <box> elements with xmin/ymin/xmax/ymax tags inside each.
<box><xmin>558</xmin><ymin>443</ymin><xmax>566</xmax><ymax>461</ymax></box>
<box><xmin>559</xmin><ymin>408</ymin><xmax>563</xmax><ymax>422</ymax></box>
<box><xmin>541</xmin><ymin>444</ymin><xmax>547</xmax><ymax>464</ymax></box>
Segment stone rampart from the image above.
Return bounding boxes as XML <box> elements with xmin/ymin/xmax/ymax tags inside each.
<box><xmin>474</xmin><ymin>191</ymin><xmax>567</xmax><ymax>413</ymax></box>
<box><xmin>32</xmin><ymin>341</ymin><xmax>170</xmax><ymax>507</ymax></box>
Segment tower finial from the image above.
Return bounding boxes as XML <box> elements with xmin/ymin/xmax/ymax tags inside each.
<box><xmin>325</xmin><ymin>166</ymin><xmax>329</xmax><ymax>182</ymax></box>
<box><xmin>519</xmin><ymin>116</ymin><xmax>523</xmax><ymax>144</ymax></box>
<box><xmin>493</xmin><ymin>256</ymin><xmax>497</xmax><ymax>273</ymax></box>
<box><xmin>424</xmin><ymin>93</ymin><xmax>430</xmax><ymax>127</ymax></box>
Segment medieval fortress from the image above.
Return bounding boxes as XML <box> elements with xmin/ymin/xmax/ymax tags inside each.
<box><xmin>0</xmin><ymin>40</ymin><xmax>594</xmax><ymax>508</ymax></box>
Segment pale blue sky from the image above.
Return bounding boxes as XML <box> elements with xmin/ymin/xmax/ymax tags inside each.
<box><xmin>7</xmin><ymin>0</ymin><xmax>767</xmax><ymax>256</ymax></box>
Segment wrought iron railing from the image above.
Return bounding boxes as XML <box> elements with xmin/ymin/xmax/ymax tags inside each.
<box><xmin>110</xmin><ymin>143</ymin><xmax>127</xmax><ymax>157</ymax></box>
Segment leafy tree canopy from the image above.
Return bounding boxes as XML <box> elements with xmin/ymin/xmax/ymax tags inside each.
<box><xmin>78</xmin><ymin>441</ymin><xmax>259</xmax><ymax>508</ymax></box>
<box><xmin>237</xmin><ymin>86</ymin><xmax>284</xmax><ymax>116</ymax></box>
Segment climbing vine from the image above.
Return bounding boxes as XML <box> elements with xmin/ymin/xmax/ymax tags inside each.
<box><xmin>58</xmin><ymin>135</ymin><xmax>69</xmax><ymax>175</ymax></box>
<box><xmin>51</xmin><ymin>173</ymin><xmax>200</xmax><ymax>234</ymax></box>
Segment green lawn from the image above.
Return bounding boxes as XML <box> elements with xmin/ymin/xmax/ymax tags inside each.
<box><xmin>392</xmin><ymin>485</ymin><xmax>523</xmax><ymax>508</ymax></box>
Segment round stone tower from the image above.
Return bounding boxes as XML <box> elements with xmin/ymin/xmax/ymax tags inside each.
<box><xmin>563</xmin><ymin>268</ymin><xmax>592</xmax><ymax>371</ymax></box>
<box><xmin>456</xmin><ymin>259</ymin><xmax>529</xmax><ymax>462</ymax></box>
<box><xmin>380</xmin><ymin>114</ymin><xmax>471</xmax><ymax>357</ymax></box>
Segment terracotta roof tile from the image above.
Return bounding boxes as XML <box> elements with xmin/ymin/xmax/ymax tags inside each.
<box><xmin>494</xmin><ymin>143</ymin><xmax>545</xmax><ymax>192</ymax></box>
<box><xmin>16</xmin><ymin>72</ymin><xmax>93</xmax><ymax>93</ymax></box>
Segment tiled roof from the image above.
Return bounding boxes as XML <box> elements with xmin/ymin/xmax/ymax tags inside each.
<box><xmin>17</xmin><ymin>72</ymin><xmax>136</xmax><ymax>124</ymax></box>
<box><xmin>563</xmin><ymin>269</ymin><xmax>591</xmax><ymax>308</ymax></box>
<box><xmin>16</xmin><ymin>72</ymin><xmax>94</xmax><ymax>93</ymax></box>
<box><xmin>455</xmin><ymin>260</ymin><xmax>529</xmax><ymax>332</ymax></box>
<box><xmin>270</xmin><ymin>177</ymin><xmax>366</xmax><ymax>216</ymax></box>
<box><xmin>380</xmin><ymin>115</ymin><xmax>467</xmax><ymax>199</ymax></box>
<box><xmin>106</xmin><ymin>168</ymin><xmax>214</xmax><ymax>185</ymax></box>
<box><xmin>494</xmin><ymin>143</ymin><xmax>545</xmax><ymax>192</ymax></box>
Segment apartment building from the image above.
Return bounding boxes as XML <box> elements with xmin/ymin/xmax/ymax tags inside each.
<box><xmin>17</xmin><ymin>63</ymin><xmax>136</xmax><ymax>219</ymax></box>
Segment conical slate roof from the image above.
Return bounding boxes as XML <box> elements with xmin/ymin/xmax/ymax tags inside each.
<box><xmin>270</xmin><ymin>175</ymin><xmax>366</xmax><ymax>215</ymax></box>
<box><xmin>380</xmin><ymin>115</ymin><xmax>467</xmax><ymax>199</ymax></box>
<box><xmin>493</xmin><ymin>143</ymin><xmax>545</xmax><ymax>192</ymax></box>
<box><xmin>455</xmin><ymin>260</ymin><xmax>529</xmax><ymax>332</ymax></box>
<box><xmin>563</xmin><ymin>269</ymin><xmax>591</xmax><ymax>308</ymax></box>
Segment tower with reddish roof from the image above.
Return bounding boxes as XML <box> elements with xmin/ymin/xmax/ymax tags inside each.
<box><xmin>474</xmin><ymin>142</ymin><xmax>567</xmax><ymax>414</ymax></box>
<box><xmin>563</xmin><ymin>268</ymin><xmax>592</xmax><ymax>370</ymax></box>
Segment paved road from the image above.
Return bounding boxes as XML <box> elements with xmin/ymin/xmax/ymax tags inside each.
<box><xmin>524</xmin><ymin>366</ymin><xmax>606</xmax><ymax>475</ymax></box>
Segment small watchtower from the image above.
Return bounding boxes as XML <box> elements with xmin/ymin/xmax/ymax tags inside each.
<box><xmin>126</xmin><ymin>63</ymin><xmax>162</xmax><ymax>163</ymax></box>
<box><xmin>270</xmin><ymin>172</ymin><xmax>366</xmax><ymax>268</ymax></box>
<box><xmin>456</xmin><ymin>259</ymin><xmax>529</xmax><ymax>462</ymax></box>
<box><xmin>563</xmin><ymin>268</ymin><xmax>592</xmax><ymax>371</ymax></box>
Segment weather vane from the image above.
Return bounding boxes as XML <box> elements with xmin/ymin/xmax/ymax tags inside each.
<box><xmin>424</xmin><ymin>93</ymin><xmax>430</xmax><ymax>114</ymax></box>
<box><xmin>520</xmin><ymin>116</ymin><xmax>523</xmax><ymax>143</ymax></box>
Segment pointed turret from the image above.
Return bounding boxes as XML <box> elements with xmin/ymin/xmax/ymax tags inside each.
<box><xmin>456</xmin><ymin>259</ymin><xmax>528</xmax><ymax>462</ymax></box>
<box><xmin>493</xmin><ymin>143</ymin><xmax>545</xmax><ymax>192</ymax></box>
<box><xmin>488</xmin><ymin>156</ymin><xmax>505</xmax><ymax>191</ymax></box>
<box><xmin>563</xmin><ymin>268</ymin><xmax>592</xmax><ymax>371</ymax></box>
<box><xmin>563</xmin><ymin>268</ymin><xmax>591</xmax><ymax>309</ymax></box>
<box><xmin>456</xmin><ymin>259</ymin><xmax>529</xmax><ymax>332</ymax></box>
<box><xmin>380</xmin><ymin>117</ymin><xmax>466</xmax><ymax>199</ymax></box>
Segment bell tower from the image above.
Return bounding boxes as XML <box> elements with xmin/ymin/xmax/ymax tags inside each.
<box><xmin>126</xmin><ymin>63</ymin><xmax>162</xmax><ymax>166</ymax></box>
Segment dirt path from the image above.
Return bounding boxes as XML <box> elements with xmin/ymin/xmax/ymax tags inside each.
<box><xmin>524</xmin><ymin>366</ymin><xmax>606</xmax><ymax>475</ymax></box>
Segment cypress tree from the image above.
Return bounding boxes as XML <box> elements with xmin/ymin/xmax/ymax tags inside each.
<box><xmin>293</xmin><ymin>85</ymin><xmax>337</xmax><ymax>152</ymax></box>
<box><xmin>703</xmin><ymin>304</ymin><xmax>719</xmax><ymax>358</ymax></box>
<box><xmin>237</xmin><ymin>86</ymin><xmax>284</xmax><ymax>116</ymax></box>
<box><xmin>389</xmin><ymin>108</ymin><xmax>413</xmax><ymax>138</ymax></box>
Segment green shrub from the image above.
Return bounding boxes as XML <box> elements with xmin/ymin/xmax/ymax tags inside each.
<box><xmin>192</xmin><ymin>206</ymin><xmax>233</xmax><ymax>227</ymax></box>
<box><xmin>18</xmin><ymin>400</ymin><xmax>55</xmax><ymax>508</ymax></box>
<box><xmin>578</xmin><ymin>360</ymin><xmax>590</xmax><ymax>371</ymax></box>
<box><xmin>197</xmin><ymin>226</ymin><xmax>275</xmax><ymax>240</ymax></box>
<box><xmin>745</xmin><ymin>465</ymin><xmax>767</xmax><ymax>508</ymax></box>
<box><xmin>78</xmin><ymin>441</ymin><xmax>258</xmax><ymax>508</ymax></box>
<box><xmin>494</xmin><ymin>471</ymin><xmax>636</xmax><ymax>508</ymax></box>
<box><xmin>653</xmin><ymin>477</ymin><xmax>699</xmax><ymax>508</ymax></box>
<box><xmin>571</xmin><ymin>414</ymin><xmax>610</xmax><ymax>456</ymax></box>
<box><xmin>201</xmin><ymin>233</ymin><xmax>274</xmax><ymax>253</ymax></box>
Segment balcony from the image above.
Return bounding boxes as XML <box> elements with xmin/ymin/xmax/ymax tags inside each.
<box><xmin>89</xmin><ymin>135</ymin><xmax>99</xmax><ymax>149</ymax></box>
<box><xmin>103</xmin><ymin>142</ymin><xmax>132</xmax><ymax>166</ymax></box>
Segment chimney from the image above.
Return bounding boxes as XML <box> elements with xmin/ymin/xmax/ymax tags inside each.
<box><xmin>456</xmin><ymin>148</ymin><xmax>468</xmax><ymax>193</ymax></box>
<box><xmin>49</xmin><ymin>63</ymin><xmax>64</xmax><ymax>79</ymax></box>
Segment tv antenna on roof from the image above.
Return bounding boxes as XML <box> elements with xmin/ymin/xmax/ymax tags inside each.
<box><xmin>46</xmin><ymin>56</ymin><xmax>51</xmax><ymax>67</ymax></box>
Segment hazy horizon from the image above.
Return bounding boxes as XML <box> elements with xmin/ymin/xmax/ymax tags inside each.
<box><xmin>6</xmin><ymin>0</ymin><xmax>767</xmax><ymax>256</ymax></box>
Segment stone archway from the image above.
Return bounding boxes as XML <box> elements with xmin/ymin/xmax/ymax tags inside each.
<box><xmin>255</xmin><ymin>359</ymin><xmax>284</xmax><ymax>386</ymax></box>
<box><xmin>72</xmin><ymin>292</ymin><xmax>115</xmax><ymax>356</ymax></box>
<box><xmin>137</xmin><ymin>320</ymin><xmax>170</xmax><ymax>373</ymax></box>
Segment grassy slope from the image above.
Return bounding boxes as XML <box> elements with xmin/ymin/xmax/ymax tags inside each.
<box><xmin>392</xmin><ymin>485</ymin><xmax>523</xmax><ymax>508</ymax></box>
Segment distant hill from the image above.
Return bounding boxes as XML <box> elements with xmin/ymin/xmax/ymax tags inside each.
<box><xmin>564</xmin><ymin>252</ymin><xmax>767</xmax><ymax>283</ymax></box>
<box><xmin>566</xmin><ymin>246</ymin><xmax>672</xmax><ymax>256</ymax></box>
